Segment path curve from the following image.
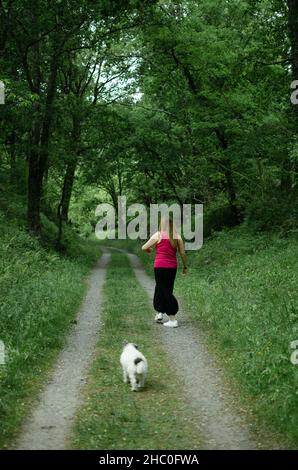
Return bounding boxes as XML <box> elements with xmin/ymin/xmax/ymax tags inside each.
<box><xmin>128</xmin><ymin>253</ymin><xmax>257</xmax><ymax>450</ymax></box>
<box><xmin>16</xmin><ymin>251</ymin><xmax>111</xmax><ymax>450</ymax></box>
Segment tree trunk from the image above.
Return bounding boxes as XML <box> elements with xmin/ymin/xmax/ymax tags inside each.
<box><xmin>223</xmin><ymin>157</ymin><xmax>240</xmax><ymax>223</ymax></box>
<box><xmin>8</xmin><ymin>130</ymin><xmax>16</xmax><ymax>185</ymax></box>
<box><xmin>27</xmin><ymin>55</ymin><xmax>59</xmax><ymax>233</ymax></box>
<box><xmin>60</xmin><ymin>115</ymin><xmax>81</xmax><ymax>222</ymax></box>
<box><xmin>27</xmin><ymin>102</ymin><xmax>42</xmax><ymax>234</ymax></box>
<box><xmin>27</xmin><ymin>5</ymin><xmax>42</xmax><ymax>234</ymax></box>
<box><xmin>27</xmin><ymin>152</ymin><xmax>42</xmax><ymax>233</ymax></box>
<box><xmin>106</xmin><ymin>180</ymin><xmax>119</xmax><ymax>217</ymax></box>
<box><xmin>60</xmin><ymin>157</ymin><xmax>78</xmax><ymax>222</ymax></box>
<box><xmin>0</xmin><ymin>0</ymin><xmax>12</xmax><ymax>55</ymax></box>
<box><xmin>288</xmin><ymin>1</ymin><xmax>298</xmax><ymax>79</ymax></box>
<box><xmin>287</xmin><ymin>0</ymin><xmax>298</xmax><ymax>188</ymax></box>
<box><xmin>215</xmin><ymin>128</ymin><xmax>240</xmax><ymax>224</ymax></box>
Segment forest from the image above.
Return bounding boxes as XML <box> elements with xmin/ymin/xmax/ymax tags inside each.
<box><xmin>0</xmin><ymin>0</ymin><xmax>298</xmax><ymax>453</ymax></box>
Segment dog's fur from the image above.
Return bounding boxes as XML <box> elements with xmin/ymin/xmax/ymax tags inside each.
<box><xmin>120</xmin><ymin>341</ymin><xmax>148</xmax><ymax>391</ymax></box>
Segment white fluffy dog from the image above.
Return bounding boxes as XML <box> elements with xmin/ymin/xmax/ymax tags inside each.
<box><xmin>120</xmin><ymin>341</ymin><xmax>148</xmax><ymax>391</ymax></box>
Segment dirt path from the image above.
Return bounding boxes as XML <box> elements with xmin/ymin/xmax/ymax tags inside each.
<box><xmin>16</xmin><ymin>251</ymin><xmax>110</xmax><ymax>450</ymax></box>
<box><xmin>128</xmin><ymin>253</ymin><xmax>260</xmax><ymax>450</ymax></box>
<box><xmin>15</xmin><ymin>245</ymin><xmax>278</xmax><ymax>450</ymax></box>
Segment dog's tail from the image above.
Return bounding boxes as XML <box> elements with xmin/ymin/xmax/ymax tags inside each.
<box><xmin>134</xmin><ymin>357</ymin><xmax>146</xmax><ymax>374</ymax></box>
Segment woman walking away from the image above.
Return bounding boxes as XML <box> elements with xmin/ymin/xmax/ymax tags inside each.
<box><xmin>142</xmin><ymin>216</ymin><xmax>187</xmax><ymax>328</ymax></box>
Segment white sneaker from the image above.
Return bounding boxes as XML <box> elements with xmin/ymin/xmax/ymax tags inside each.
<box><xmin>163</xmin><ymin>320</ymin><xmax>178</xmax><ymax>328</ymax></box>
<box><xmin>155</xmin><ymin>313</ymin><xmax>163</xmax><ymax>322</ymax></box>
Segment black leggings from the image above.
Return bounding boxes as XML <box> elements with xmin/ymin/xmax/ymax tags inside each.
<box><xmin>153</xmin><ymin>268</ymin><xmax>179</xmax><ymax>316</ymax></box>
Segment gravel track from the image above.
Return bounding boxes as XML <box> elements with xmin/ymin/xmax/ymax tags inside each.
<box><xmin>128</xmin><ymin>252</ymin><xmax>258</xmax><ymax>450</ymax></box>
<box><xmin>16</xmin><ymin>251</ymin><xmax>110</xmax><ymax>450</ymax></box>
<box><xmin>15</xmin><ymin>246</ymin><xmax>279</xmax><ymax>450</ymax></box>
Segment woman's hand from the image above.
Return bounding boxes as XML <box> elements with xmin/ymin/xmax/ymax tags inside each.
<box><xmin>142</xmin><ymin>232</ymin><xmax>159</xmax><ymax>253</ymax></box>
<box><xmin>178</xmin><ymin>238</ymin><xmax>187</xmax><ymax>274</ymax></box>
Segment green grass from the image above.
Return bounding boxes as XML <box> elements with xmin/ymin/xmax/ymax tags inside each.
<box><xmin>174</xmin><ymin>226</ymin><xmax>298</xmax><ymax>446</ymax></box>
<box><xmin>70</xmin><ymin>251</ymin><xmax>203</xmax><ymax>450</ymax></box>
<box><xmin>95</xmin><ymin>231</ymin><xmax>298</xmax><ymax>445</ymax></box>
<box><xmin>0</xmin><ymin>211</ymin><xmax>101</xmax><ymax>448</ymax></box>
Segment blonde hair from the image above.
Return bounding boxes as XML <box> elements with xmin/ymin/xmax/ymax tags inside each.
<box><xmin>159</xmin><ymin>216</ymin><xmax>178</xmax><ymax>248</ymax></box>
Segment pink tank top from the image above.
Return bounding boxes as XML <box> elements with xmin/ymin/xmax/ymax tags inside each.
<box><xmin>154</xmin><ymin>231</ymin><xmax>177</xmax><ymax>268</ymax></box>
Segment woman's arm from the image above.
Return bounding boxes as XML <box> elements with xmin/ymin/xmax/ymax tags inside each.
<box><xmin>142</xmin><ymin>232</ymin><xmax>159</xmax><ymax>253</ymax></box>
<box><xmin>177</xmin><ymin>237</ymin><xmax>187</xmax><ymax>274</ymax></box>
